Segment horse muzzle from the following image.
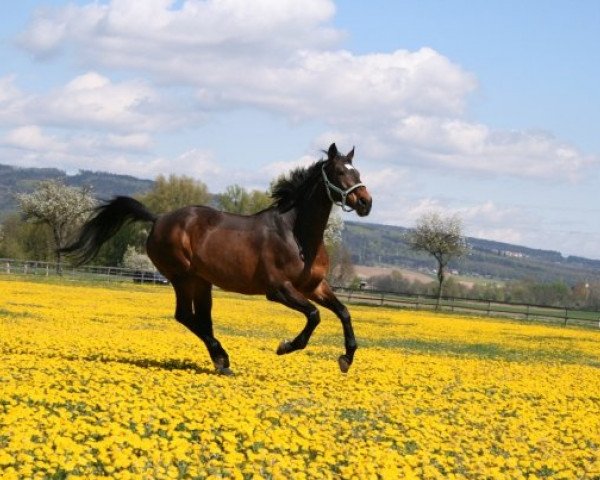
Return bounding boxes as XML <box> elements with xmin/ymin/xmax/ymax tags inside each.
<box><xmin>353</xmin><ymin>189</ymin><xmax>372</xmax><ymax>217</ymax></box>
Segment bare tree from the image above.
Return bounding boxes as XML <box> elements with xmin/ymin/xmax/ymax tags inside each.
<box><xmin>407</xmin><ymin>212</ymin><xmax>468</xmax><ymax>309</ymax></box>
<box><xmin>16</xmin><ymin>180</ymin><xmax>96</xmax><ymax>273</ymax></box>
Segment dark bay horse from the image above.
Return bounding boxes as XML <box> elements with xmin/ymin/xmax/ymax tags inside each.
<box><xmin>62</xmin><ymin>143</ymin><xmax>372</xmax><ymax>374</ymax></box>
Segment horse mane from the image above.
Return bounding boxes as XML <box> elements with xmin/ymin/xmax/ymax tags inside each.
<box><xmin>270</xmin><ymin>159</ymin><xmax>326</xmax><ymax>212</ymax></box>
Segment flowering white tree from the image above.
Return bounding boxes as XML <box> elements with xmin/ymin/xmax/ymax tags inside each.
<box><xmin>122</xmin><ymin>245</ymin><xmax>154</xmax><ymax>271</ymax></box>
<box><xmin>324</xmin><ymin>208</ymin><xmax>344</xmax><ymax>248</ymax></box>
<box><xmin>324</xmin><ymin>208</ymin><xmax>355</xmax><ymax>286</ymax></box>
<box><xmin>16</xmin><ymin>180</ymin><xmax>96</xmax><ymax>273</ymax></box>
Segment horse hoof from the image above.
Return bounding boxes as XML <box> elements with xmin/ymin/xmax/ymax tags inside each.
<box><xmin>338</xmin><ymin>355</ymin><xmax>351</xmax><ymax>373</ymax></box>
<box><xmin>216</xmin><ymin>366</ymin><xmax>234</xmax><ymax>376</ymax></box>
<box><xmin>277</xmin><ymin>340</ymin><xmax>292</xmax><ymax>355</ymax></box>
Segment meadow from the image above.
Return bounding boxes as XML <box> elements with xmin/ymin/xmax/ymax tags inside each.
<box><xmin>0</xmin><ymin>279</ymin><xmax>599</xmax><ymax>479</ymax></box>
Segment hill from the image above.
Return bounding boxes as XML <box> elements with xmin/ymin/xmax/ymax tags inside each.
<box><xmin>343</xmin><ymin>222</ymin><xmax>600</xmax><ymax>285</ymax></box>
<box><xmin>0</xmin><ymin>164</ymin><xmax>153</xmax><ymax>219</ymax></box>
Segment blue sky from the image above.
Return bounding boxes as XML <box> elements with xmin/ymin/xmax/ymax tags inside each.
<box><xmin>1</xmin><ymin>0</ymin><xmax>599</xmax><ymax>259</ymax></box>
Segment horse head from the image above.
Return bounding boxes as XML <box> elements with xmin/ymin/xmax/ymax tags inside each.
<box><xmin>322</xmin><ymin>143</ymin><xmax>372</xmax><ymax>217</ymax></box>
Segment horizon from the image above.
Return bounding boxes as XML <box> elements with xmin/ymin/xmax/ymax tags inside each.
<box><xmin>1</xmin><ymin>1</ymin><xmax>599</xmax><ymax>259</ymax></box>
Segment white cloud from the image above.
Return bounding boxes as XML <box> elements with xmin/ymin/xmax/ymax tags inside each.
<box><xmin>9</xmin><ymin>0</ymin><xmax>596</xmax><ymax>192</ymax></box>
<box><xmin>33</xmin><ymin>72</ymin><xmax>182</xmax><ymax>132</ymax></box>
<box><xmin>261</xmin><ymin>154</ymin><xmax>319</xmax><ymax>179</ymax></box>
<box><xmin>18</xmin><ymin>2</ymin><xmax>475</xmax><ymax>120</ymax></box>
<box><xmin>106</xmin><ymin>133</ymin><xmax>154</xmax><ymax>151</ymax></box>
<box><xmin>386</xmin><ymin>116</ymin><xmax>595</xmax><ymax>180</ymax></box>
<box><xmin>19</xmin><ymin>0</ymin><xmax>340</xmax><ymax>62</ymax></box>
<box><xmin>0</xmin><ymin>71</ymin><xmax>198</xmax><ymax>136</ymax></box>
<box><xmin>4</xmin><ymin>125</ymin><xmax>64</xmax><ymax>152</ymax></box>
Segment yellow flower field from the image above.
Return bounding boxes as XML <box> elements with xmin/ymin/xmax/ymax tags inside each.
<box><xmin>0</xmin><ymin>278</ymin><xmax>599</xmax><ymax>480</ymax></box>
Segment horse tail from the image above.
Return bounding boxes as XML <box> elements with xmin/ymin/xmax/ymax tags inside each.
<box><xmin>60</xmin><ymin>196</ymin><xmax>157</xmax><ymax>266</ymax></box>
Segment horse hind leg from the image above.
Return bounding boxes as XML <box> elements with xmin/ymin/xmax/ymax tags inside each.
<box><xmin>173</xmin><ymin>278</ymin><xmax>232</xmax><ymax>375</ymax></box>
<box><xmin>192</xmin><ymin>282</ymin><xmax>232</xmax><ymax>375</ymax></box>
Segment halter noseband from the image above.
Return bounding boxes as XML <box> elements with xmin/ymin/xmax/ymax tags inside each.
<box><xmin>321</xmin><ymin>162</ymin><xmax>365</xmax><ymax>213</ymax></box>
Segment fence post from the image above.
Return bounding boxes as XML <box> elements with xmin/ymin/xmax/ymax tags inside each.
<box><xmin>380</xmin><ymin>292</ymin><xmax>384</xmax><ymax>306</ymax></box>
<box><xmin>6</xmin><ymin>261</ymin><xmax>10</xmax><ymax>274</ymax></box>
<box><xmin>564</xmin><ymin>308</ymin><xmax>568</xmax><ymax>326</ymax></box>
<box><xmin>487</xmin><ymin>300</ymin><xmax>491</xmax><ymax>316</ymax></box>
<box><xmin>526</xmin><ymin>304</ymin><xmax>530</xmax><ymax>320</ymax></box>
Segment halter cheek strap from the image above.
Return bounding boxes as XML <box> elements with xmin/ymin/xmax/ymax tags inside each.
<box><xmin>321</xmin><ymin>163</ymin><xmax>365</xmax><ymax>212</ymax></box>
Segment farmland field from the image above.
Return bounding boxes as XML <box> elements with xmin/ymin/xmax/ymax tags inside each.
<box><xmin>0</xmin><ymin>279</ymin><xmax>599</xmax><ymax>479</ymax></box>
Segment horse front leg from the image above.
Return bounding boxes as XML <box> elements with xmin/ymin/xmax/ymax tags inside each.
<box><xmin>266</xmin><ymin>281</ymin><xmax>321</xmax><ymax>355</ymax></box>
<box><xmin>308</xmin><ymin>280</ymin><xmax>357</xmax><ymax>373</ymax></box>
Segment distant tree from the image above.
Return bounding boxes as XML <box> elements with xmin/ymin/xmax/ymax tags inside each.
<box><xmin>406</xmin><ymin>212</ymin><xmax>469</xmax><ymax>309</ymax></box>
<box><xmin>218</xmin><ymin>184</ymin><xmax>249</xmax><ymax>213</ymax></box>
<box><xmin>369</xmin><ymin>270</ymin><xmax>412</xmax><ymax>293</ymax></box>
<box><xmin>217</xmin><ymin>184</ymin><xmax>271</xmax><ymax>214</ymax></box>
<box><xmin>586</xmin><ymin>282</ymin><xmax>600</xmax><ymax>310</ymax></box>
<box><xmin>247</xmin><ymin>189</ymin><xmax>272</xmax><ymax>213</ymax></box>
<box><xmin>0</xmin><ymin>215</ymin><xmax>29</xmax><ymax>259</ymax></box>
<box><xmin>140</xmin><ymin>174</ymin><xmax>210</xmax><ymax>214</ymax></box>
<box><xmin>122</xmin><ymin>245</ymin><xmax>154</xmax><ymax>271</ymax></box>
<box><xmin>16</xmin><ymin>180</ymin><xmax>96</xmax><ymax>273</ymax></box>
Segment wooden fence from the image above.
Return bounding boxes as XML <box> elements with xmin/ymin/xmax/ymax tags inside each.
<box><xmin>332</xmin><ymin>286</ymin><xmax>600</xmax><ymax>329</ymax></box>
<box><xmin>0</xmin><ymin>258</ymin><xmax>167</xmax><ymax>285</ymax></box>
<box><xmin>2</xmin><ymin>258</ymin><xmax>599</xmax><ymax>328</ymax></box>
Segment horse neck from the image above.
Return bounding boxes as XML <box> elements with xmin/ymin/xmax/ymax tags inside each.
<box><xmin>292</xmin><ymin>181</ymin><xmax>332</xmax><ymax>264</ymax></box>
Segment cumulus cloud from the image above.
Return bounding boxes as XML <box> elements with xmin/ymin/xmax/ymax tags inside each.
<box><xmin>18</xmin><ymin>72</ymin><xmax>194</xmax><ymax>133</ymax></box>
<box><xmin>386</xmin><ymin>116</ymin><xmax>594</xmax><ymax>180</ymax></box>
<box><xmin>19</xmin><ymin>0</ymin><xmax>340</xmax><ymax>60</ymax></box>
<box><xmin>16</xmin><ymin>0</ymin><xmax>594</xmax><ymax>182</ymax></box>
<box><xmin>19</xmin><ymin>2</ymin><xmax>476</xmax><ymax>120</ymax></box>
<box><xmin>4</xmin><ymin>125</ymin><xmax>64</xmax><ymax>152</ymax></box>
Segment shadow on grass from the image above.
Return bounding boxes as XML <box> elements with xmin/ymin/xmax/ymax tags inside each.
<box><xmin>87</xmin><ymin>355</ymin><xmax>217</xmax><ymax>375</ymax></box>
<box><xmin>4</xmin><ymin>348</ymin><xmax>218</xmax><ymax>375</ymax></box>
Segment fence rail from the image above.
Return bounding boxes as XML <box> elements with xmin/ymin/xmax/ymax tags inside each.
<box><xmin>0</xmin><ymin>258</ymin><xmax>167</xmax><ymax>285</ymax></box>
<box><xmin>332</xmin><ymin>286</ymin><xmax>600</xmax><ymax>329</ymax></box>
<box><xmin>2</xmin><ymin>258</ymin><xmax>599</xmax><ymax>328</ymax></box>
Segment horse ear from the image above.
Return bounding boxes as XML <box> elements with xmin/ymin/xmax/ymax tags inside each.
<box><xmin>347</xmin><ymin>147</ymin><xmax>355</xmax><ymax>163</ymax></box>
<box><xmin>327</xmin><ymin>143</ymin><xmax>338</xmax><ymax>160</ymax></box>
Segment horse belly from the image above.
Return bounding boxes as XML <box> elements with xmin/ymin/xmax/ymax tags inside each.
<box><xmin>192</xmin><ymin>232</ymin><xmax>266</xmax><ymax>294</ymax></box>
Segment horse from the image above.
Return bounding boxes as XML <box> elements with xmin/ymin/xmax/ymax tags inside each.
<box><xmin>61</xmin><ymin>143</ymin><xmax>372</xmax><ymax>374</ymax></box>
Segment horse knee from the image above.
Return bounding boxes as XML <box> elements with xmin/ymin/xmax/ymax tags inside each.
<box><xmin>339</xmin><ymin>307</ymin><xmax>351</xmax><ymax>323</ymax></box>
<box><xmin>307</xmin><ymin>309</ymin><xmax>321</xmax><ymax>328</ymax></box>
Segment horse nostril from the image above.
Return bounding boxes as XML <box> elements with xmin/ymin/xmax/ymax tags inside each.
<box><xmin>358</xmin><ymin>198</ymin><xmax>367</xmax><ymax>207</ymax></box>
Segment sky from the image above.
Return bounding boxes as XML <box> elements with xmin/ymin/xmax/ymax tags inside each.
<box><xmin>1</xmin><ymin>0</ymin><xmax>599</xmax><ymax>259</ymax></box>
